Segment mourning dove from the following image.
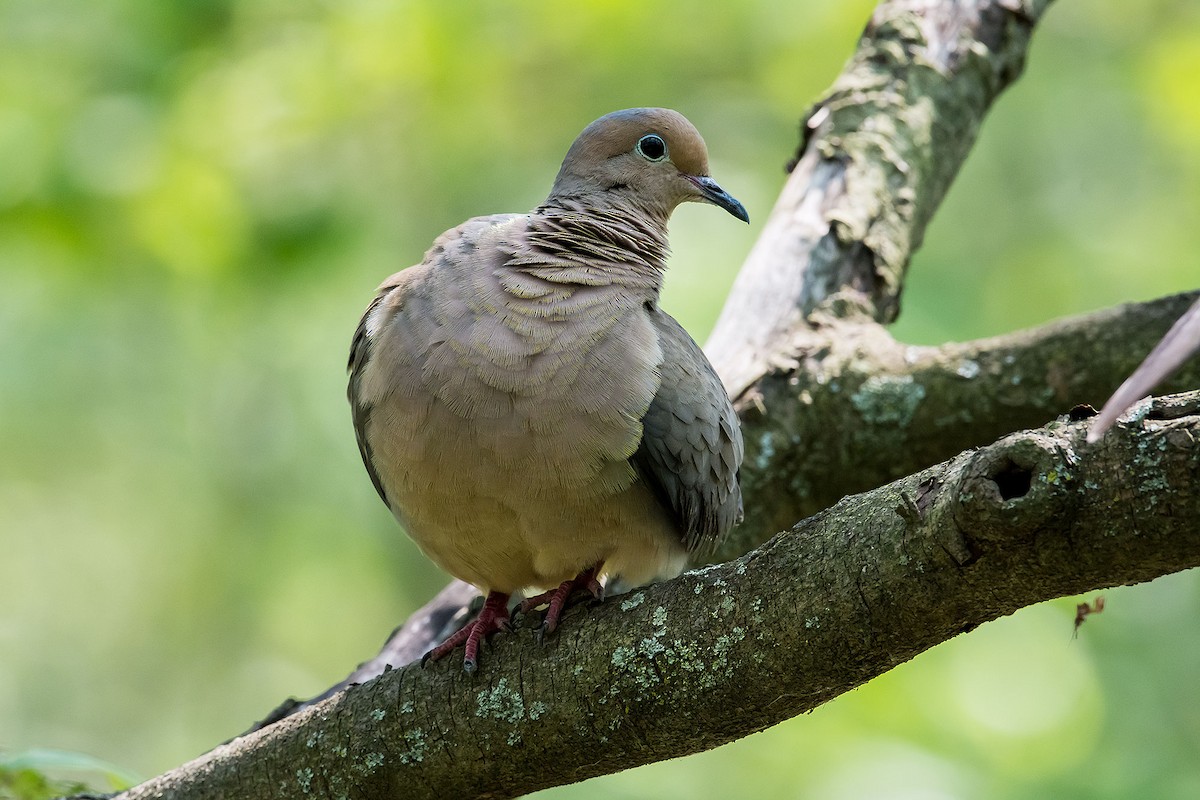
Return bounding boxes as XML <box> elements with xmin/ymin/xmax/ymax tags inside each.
<box><xmin>348</xmin><ymin>108</ymin><xmax>746</xmax><ymax>670</ymax></box>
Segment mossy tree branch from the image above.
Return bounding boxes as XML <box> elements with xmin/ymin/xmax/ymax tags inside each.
<box><xmin>724</xmin><ymin>289</ymin><xmax>1200</xmax><ymax>559</ymax></box>
<box><xmin>118</xmin><ymin>395</ymin><xmax>1200</xmax><ymax>800</ymax></box>
<box><xmin>707</xmin><ymin>0</ymin><xmax>1054</xmax><ymax>395</ymax></box>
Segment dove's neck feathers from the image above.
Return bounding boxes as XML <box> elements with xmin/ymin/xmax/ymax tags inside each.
<box><xmin>502</xmin><ymin>191</ymin><xmax>671</xmax><ymax>292</ymax></box>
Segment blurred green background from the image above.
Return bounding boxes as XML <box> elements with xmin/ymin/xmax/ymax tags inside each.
<box><xmin>1</xmin><ymin>0</ymin><xmax>1198</xmax><ymax>797</ymax></box>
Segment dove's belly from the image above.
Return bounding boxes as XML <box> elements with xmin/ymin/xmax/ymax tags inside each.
<box><xmin>371</xmin><ymin>393</ymin><xmax>688</xmax><ymax>594</ymax></box>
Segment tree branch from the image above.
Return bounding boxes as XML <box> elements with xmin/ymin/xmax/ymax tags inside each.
<box><xmin>119</xmin><ymin>393</ymin><xmax>1200</xmax><ymax>800</ymax></box>
<box><xmin>707</xmin><ymin>0</ymin><xmax>1053</xmax><ymax>396</ymax></box>
<box><xmin>724</xmin><ymin>289</ymin><xmax>1200</xmax><ymax>559</ymax></box>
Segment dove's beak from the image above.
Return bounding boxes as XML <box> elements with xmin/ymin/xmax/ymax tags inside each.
<box><xmin>688</xmin><ymin>175</ymin><xmax>750</xmax><ymax>223</ymax></box>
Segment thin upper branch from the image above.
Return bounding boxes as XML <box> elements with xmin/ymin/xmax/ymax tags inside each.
<box><xmin>119</xmin><ymin>394</ymin><xmax>1200</xmax><ymax>800</ymax></box>
<box><xmin>708</xmin><ymin>0</ymin><xmax>1055</xmax><ymax>396</ymax></box>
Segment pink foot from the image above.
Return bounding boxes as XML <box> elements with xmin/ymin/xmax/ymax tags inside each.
<box><xmin>519</xmin><ymin>564</ymin><xmax>604</xmax><ymax>635</ymax></box>
<box><xmin>423</xmin><ymin>591</ymin><xmax>511</xmax><ymax>673</ymax></box>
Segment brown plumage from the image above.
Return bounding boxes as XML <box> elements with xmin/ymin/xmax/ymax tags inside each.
<box><xmin>348</xmin><ymin>108</ymin><xmax>747</xmax><ymax>670</ymax></box>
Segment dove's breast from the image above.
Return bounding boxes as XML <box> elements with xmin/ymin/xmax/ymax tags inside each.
<box><xmin>356</xmin><ymin>219</ymin><xmax>687</xmax><ymax>593</ymax></box>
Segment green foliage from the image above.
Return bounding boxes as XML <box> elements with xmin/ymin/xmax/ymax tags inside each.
<box><xmin>1</xmin><ymin>1</ymin><xmax>1198</xmax><ymax>797</ymax></box>
<box><xmin>0</xmin><ymin>749</ymin><xmax>137</xmax><ymax>800</ymax></box>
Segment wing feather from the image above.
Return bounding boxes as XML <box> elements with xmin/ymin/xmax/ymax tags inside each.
<box><xmin>632</xmin><ymin>310</ymin><xmax>743</xmax><ymax>554</ymax></box>
<box><xmin>347</xmin><ymin>269</ymin><xmax>423</xmax><ymax>508</ymax></box>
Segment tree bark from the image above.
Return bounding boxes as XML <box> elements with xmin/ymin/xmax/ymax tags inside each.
<box><xmin>706</xmin><ymin>0</ymin><xmax>1054</xmax><ymax>395</ymax></box>
<box><xmin>108</xmin><ymin>0</ymin><xmax>1200</xmax><ymax>797</ymax></box>
<box><xmin>118</xmin><ymin>395</ymin><xmax>1200</xmax><ymax>800</ymax></box>
<box><xmin>725</xmin><ymin>290</ymin><xmax>1200</xmax><ymax>558</ymax></box>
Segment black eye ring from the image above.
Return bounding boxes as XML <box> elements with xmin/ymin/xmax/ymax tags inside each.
<box><xmin>636</xmin><ymin>134</ymin><xmax>668</xmax><ymax>162</ymax></box>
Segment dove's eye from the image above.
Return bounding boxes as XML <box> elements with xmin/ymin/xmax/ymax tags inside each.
<box><xmin>636</xmin><ymin>134</ymin><xmax>667</xmax><ymax>162</ymax></box>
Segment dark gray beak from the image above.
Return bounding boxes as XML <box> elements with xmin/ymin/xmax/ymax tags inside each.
<box><xmin>689</xmin><ymin>175</ymin><xmax>750</xmax><ymax>223</ymax></box>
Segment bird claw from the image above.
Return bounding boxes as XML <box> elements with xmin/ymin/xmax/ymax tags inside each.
<box><xmin>521</xmin><ymin>564</ymin><xmax>604</xmax><ymax>642</ymax></box>
<box><xmin>422</xmin><ymin>591</ymin><xmax>510</xmax><ymax>671</ymax></box>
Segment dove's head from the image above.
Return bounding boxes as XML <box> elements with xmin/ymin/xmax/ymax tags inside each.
<box><xmin>547</xmin><ymin>108</ymin><xmax>749</xmax><ymax>224</ymax></box>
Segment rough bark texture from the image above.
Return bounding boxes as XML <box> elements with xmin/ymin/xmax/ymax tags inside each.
<box><xmin>119</xmin><ymin>396</ymin><xmax>1200</xmax><ymax>800</ymax></box>
<box><xmin>724</xmin><ymin>290</ymin><xmax>1200</xmax><ymax>559</ymax></box>
<box><xmin>106</xmin><ymin>0</ymin><xmax>1200</xmax><ymax>797</ymax></box>
<box><xmin>706</xmin><ymin>0</ymin><xmax>1053</xmax><ymax>395</ymax></box>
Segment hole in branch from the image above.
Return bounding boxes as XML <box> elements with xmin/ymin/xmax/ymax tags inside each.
<box><xmin>989</xmin><ymin>458</ymin><xmax>1033</xmax><ymax>501</ymax></box>
<box><xmin>1066</xmin><ymin>404</ymin><xmax>1096</xmax><ymax>421</ymax></box>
